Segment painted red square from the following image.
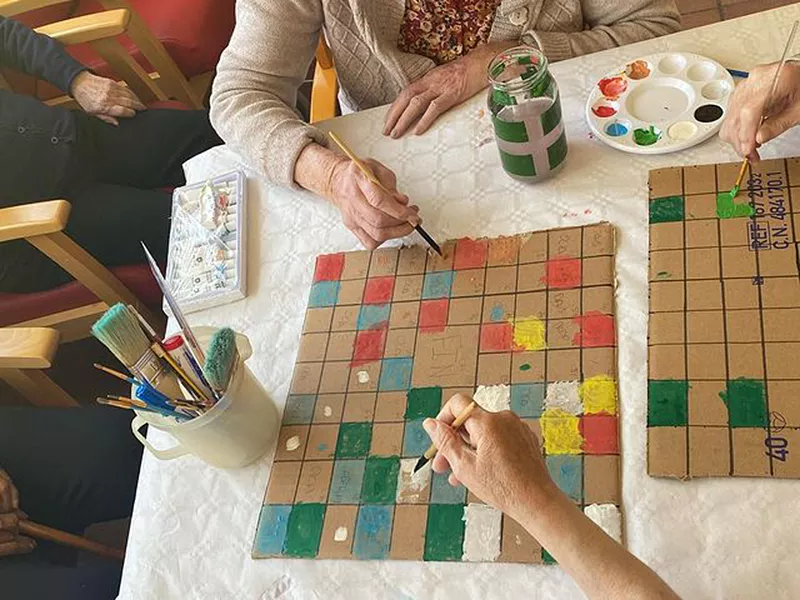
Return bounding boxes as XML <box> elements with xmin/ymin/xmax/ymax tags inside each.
<box><xmin>573</xmin><ymin>311</ymin><xmax>616</xmax><ymax>348</ymax></box>
<box><xmin>454</xmin><ymin>238</ymin><xmax>488</xmax><ymax>270</ymax></box>
<box><xmin>542</xmin><ymin>257</ymin><xmax>581</xmax><ymax>289</ymax></box>
<box><xmin>419</xmin><ymin>299</ymin><xmax>449</xmax><ymax>332</ymax></box>
<box><xmin>314</xmin><ymin>253</ymin><xmax>345</xmax><ymax>282</ymax></box>
<box><xmin>480</xmin><ymin>323</ymin><xmax>513</xmax><ymax>352</ymax></box>
<box><xmin>363</xmin><ymin>277</ymin><xmax>395</xmax><ymax>304</ymax></box>
<box><xmin>352</xmin><ymin>329</ymin><xmax>386</xmax><ymax>366</ymax></box>
<box><xmin>580</xmin><ymin>415</ymin><xmax>618</xmax><ymax>454</ymax></box>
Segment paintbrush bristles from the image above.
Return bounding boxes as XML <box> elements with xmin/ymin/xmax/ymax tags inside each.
<box><xmin>91</xmin><ymin>304</ymin><xmax>154</xmax><ymax>367</ymax></box>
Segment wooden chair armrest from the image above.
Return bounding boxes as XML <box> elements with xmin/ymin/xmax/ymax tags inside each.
<box><xmin>0</xmin><ymin>328</ymin><xmax>61</xmax><ymax>369</ymax></box>
<box><xmin>0</xmin><ymin>200</ymin><xmax>70</xmax><ymax>243</ymax></box>
<box><xmin>35</xmin><ymin>8</ymin><xmax>130</xmax><ymax>46</ymax></box>
<box><xmin>0</xmin><ymin>0</ymin><xmax>68</xmax><ymax>18</ymax></box>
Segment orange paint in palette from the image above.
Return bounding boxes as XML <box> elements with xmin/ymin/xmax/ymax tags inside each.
<box><xmin>586</xmin><ymin>52</ymin><xmax>734</xmax><ymax>154</ymax></box>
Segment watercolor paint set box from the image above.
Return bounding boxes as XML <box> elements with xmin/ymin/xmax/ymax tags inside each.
<box><xmin>165</xmin><ymin>170</ymin><xmax>247</xmax><ymax>314</ymax></box>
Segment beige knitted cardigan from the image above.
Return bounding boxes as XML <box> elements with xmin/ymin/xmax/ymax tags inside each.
<box><xmin>210</xmin><ymin>0</ymin><xmax>680</xmax><ymax>188</ymax></box>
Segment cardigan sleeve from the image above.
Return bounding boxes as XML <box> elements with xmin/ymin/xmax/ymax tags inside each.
<box><xmin>209</xmin><ymin>0</ymin><xmax>328</xmax><ymax>188</ymax></box>
<box><xmin>527</xmin><ymin>0</ymin><xmax>681</xmax><ymax>62</ymax></box>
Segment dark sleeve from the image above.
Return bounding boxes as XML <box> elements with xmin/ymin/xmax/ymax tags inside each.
<box><xmin>0</xmin><ymin>15</ymin><xmax>88</xmax><ymax>93</ymax></box>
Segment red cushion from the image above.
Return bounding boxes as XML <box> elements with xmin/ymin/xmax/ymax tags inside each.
<box><xmin>0</xmin><ymin>264</ymin><xmax>162</xmax><ymax>326</ymax></box>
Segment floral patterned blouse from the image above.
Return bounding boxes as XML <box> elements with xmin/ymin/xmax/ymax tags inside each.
<box><xmin>398</xmin><ymin>0</ymin><xmax>503</xmax><ymax>65</ymax></box>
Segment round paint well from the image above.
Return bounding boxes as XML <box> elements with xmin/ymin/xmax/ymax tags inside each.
<box><xmin>701</xmin><ymin>80</ymin><xmax>731</xmax><ymax>101</ymax></box>
<box><xmin>625</xmin><ymin>59</ymin><xmax>651</xmax><ymax>80</ymax></box>
<box><xmin>668</xmin><ymin>121</ymin><xmax>698</xmax><ymax>141</ymax></box>
<box><xmin>625</xmin><ymin>78</ymin><xmax>694</xmax><ymax>123</ymax></box>
<box><xmin>694</xmin><ymin>104</ymin><xmax>724</xmax><ymax>123</ymax></box>
<box><xmin>687</xmin><ymin>61</ymin><xmax>718</xmax><ymax>82</ymax></box>
<box><xmin>633</xmin><ymin>126</ymin><xmax>662</xmax><ymax>146</ymax></box>
<box><xmin>658</xmin><ymin>54</ymin><xmax>687</xmax><ymax>75</ymax></box>
<box><xmin>605</xmin><ymin>120</ymin><xmax>630</xmax><ymax>137</ymax></box>
<box><xmin>591</xmin><ymin>99</ymin><xmax>619</xmax><ymax>118</ymax></box>
<box><xmin>597</xmin><ymin>76</ymin><xmax>628</xmax><ymax>100</ymax></box>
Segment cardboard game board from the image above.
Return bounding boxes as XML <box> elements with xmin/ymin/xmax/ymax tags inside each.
<box><xmin>648</xmin><ymin>157</ymin><xmax>800</xmax><ymax>479</ymax></box>
<box><xmin>254</xmin><ymin>224</ymin><xmax>622</xmax><ymax>562</ymax></box>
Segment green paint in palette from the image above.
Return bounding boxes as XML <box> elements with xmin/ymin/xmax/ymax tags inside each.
<box><xmin>424</xmin><ymin>504</ymin><xmax>465</xmax><ymax>561</ymax></box>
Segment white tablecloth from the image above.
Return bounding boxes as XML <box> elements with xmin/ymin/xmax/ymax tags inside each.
<box><xmin>119</xmin><ymin>6</ymin><xmax>800</xmax><ymax>599</ymax></box>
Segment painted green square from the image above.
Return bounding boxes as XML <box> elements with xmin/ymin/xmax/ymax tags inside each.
<box><xmin>336</xmin><ymin>422</ymin><xmax>372</xmax><ymax>458</ymax></box>
<box><xmin>360</xmin><ymin>456</ymin><xmax>400</xmax><ymax>504</ymax></box>
<box><xmin>499</xmin><ymin>150</ymin><xmax>536</xmax><ymax>177</ymax></box>
<box><xmin>542</xmin><ymin>548</ymin><xmax>557</xmax><ymax>564</ymax></box>
<box><xmin>723</xmin><ymin>378</ymin><xmax>768</xmax><ymax>428</ymax></box>
<box><xmin>547</xmin><ymin>131</ymin><xmax>568</xmax><ymax>170</ymax></box>
<box><xmin>649</xmin><ymin>196</ymin><xmax>684</xmax><ymax>223</ymax></box>
<box><xmin>541</xmin><ymin>95</ymin><xmax>562</xmax><ymax>135</ymax></box>
<box><xmin>648</xmin><ymin>380</ymin><xmax>688</xmax><ymax>426</ymax></box>
<box><xmin>492</xmin><ymin>116</ymin><xmax>528</xmax><ymax>143</ymax></box>
<box><xmin>424</xmin><ymin>504</ymin><xmax>465</xmax><ymax>561</ymax></box>
<box><xmin>405</xmin><ymin>387</ymin><xmax>442</xmax><ymax>420</ymax></box>
<box><xmin>283</xmin><ymin>503</ymin><xmax>325</xmax><ymax>558</ymax></box>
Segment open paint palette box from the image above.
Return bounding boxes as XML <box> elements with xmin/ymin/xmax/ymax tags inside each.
<box><xmin>586</xmin><ymin>52</ymin><xmax>734</xmax><ymax>154</ymax></box>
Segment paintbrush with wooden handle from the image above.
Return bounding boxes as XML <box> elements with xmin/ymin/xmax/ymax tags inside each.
<box><xmin>413</xmin><ymin>400</ymin><xmax>477</xmax><ymax>473</ymax></box>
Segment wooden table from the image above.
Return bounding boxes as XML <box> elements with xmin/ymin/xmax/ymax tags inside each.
<box><xmin>119</xmin><ymin>6</ymin><xmax>800</xmax><ymax>598</ymax></box>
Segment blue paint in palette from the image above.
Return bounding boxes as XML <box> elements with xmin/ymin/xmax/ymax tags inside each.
<box><xmin>422</xmin><ymin>271</ymin><xmax>454</xmax><ymax>299</ymax></box>
<box><xmin>605</xmin><ymin>121</ymin><xmax>628</xmax><ymax>137</ymax></box>
<box><xmin>402</xmin><ymin>418</ymin><xmax>431</xmax><ymax>456</ymax></box>
<box><xmin>253</xmin><ymin>504</ymin><xmax>291</xmax><ymax>556</ymax></box>
<box><xmin>308</xmin><ymin>281</ymin><xmax>340</xmax><ymax>307</ymax></box>
<box><xmin>329</xmin><ymin>459</ymin><xmax>366</xmax><ymax>504</ymax></box>
<box><xmin>379</xmin><ymin>357</ymin><xmax>413</xmax><ymax>391</ymax></box>
<box><xmin>357</xmin><ymin>304</ymin><xmax>391</xmax><ymax>330</ymax></box>
<box><xmin>282</xmin><ymin>395</ymin><xmax>316</xmax><ymax>424</ymax></box>
<box><xmin>546</xmin><ymin>455</ymin><xmax>582</xmax><ymax>502</ymax></box>
<box><xmin>511</xmin><ymin>383</ymin><xmax>544</xmax><ymax>417</ymax></box>
<box><xmin>353</xmin><ymin>505</ymin><xmax>393</xmax><ymax>559</ymax></box>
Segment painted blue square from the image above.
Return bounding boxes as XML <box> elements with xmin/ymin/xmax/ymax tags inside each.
<box><xmin>357</xmin><ymin>304</ymin><xmax>391</xmax><ymax>330</ymax></box>
<box><xmin>353</xmin><ymin>505</ymin><xmax>393</xmax><ymax>560</ymax></box>
<box><xmin>422</xmin><ymin>271</ymin><xmax>454</xmax><ymax>299</ymax></box>
<box><xmin>282</xmin><ymin>395</ymin><xmax>316</xmax><ymax>424</ymax></box>
<box><xmin>402</xmin><ymin>418</ymin><xmax>430</xmax><ymax>457</ymax></box>
<box><xmin>253</xmin><ymin>504</ymin><xmax>291</xmax><ymax>556</ymax></box>
<box><xmin>379</xmin><ymin>357</ymin><xmax>413</xmax><ymax>391</ymax></box>
<box><xmin>511</xmin><ymin>383</ymin><xmax>544</xmax><ymax>418</ymax></box>
<box><xmin>430</xmin><ymin>471</ymin><xmax>467</xmax><ymax>504</ymax></box>
<box><xmin>546</xmin><ymin>455</ymin><xmax>582</xmax><ymax>502</ymax></box>
<box><xmin>329</xmin><ymin>459</ymin><xmax>366</xmax><ymax>504</ymax></box>
<box><xmin>309</xmin><ymin>281</ymin><xmax>340</xmax><ymax>307</ymax></box>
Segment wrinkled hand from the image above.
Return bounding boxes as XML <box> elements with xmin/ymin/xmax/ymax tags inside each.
<box><xmin>70</xmin><ymin>71</ymin><xmax>146</xmax><ymax>126</ymax></box>
<box><xmin>423</xmin><ymin>394</ymin><xmax>558</xmax><ymax>522</ymax></box>
<box><xmin>326</xmin><ymin>157</ymin><xmax>419</xmax><ymax>250</ymax></box>
<box><xmin>0</xmin><ymin>469</ymin><xmax>34</xmax><ymax>557</ymax></box>
<box><xmin>384</xmin><ymin>47</ymin><xmax>496</xmax><ymax>138</ymax></box>
<box><xmin>720</xmin><ymin>61</ymin><xmax>800</xmax><ymax>161</ymax></box>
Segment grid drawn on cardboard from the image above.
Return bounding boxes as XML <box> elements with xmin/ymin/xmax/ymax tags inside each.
<box><xmin>647</xmin><ymin>157</ymin><xmax>800</xmax><ymax>479</ymax></box>
<box><xmin>254</xmin><ymin>224</ymin><xmax>621</xmax><ymax>563</ymax></box>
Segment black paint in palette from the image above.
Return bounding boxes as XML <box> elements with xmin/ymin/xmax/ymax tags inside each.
<box><xmin>694</xmin><ymin>104</ymin><xmax>724</xmax><ymax>123</ymax></box>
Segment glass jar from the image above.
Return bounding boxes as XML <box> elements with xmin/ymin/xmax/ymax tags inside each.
<box><xmin>487</xmin><ymin>46</ymin><xmax>568</xmax><ymax>182</ymax></box>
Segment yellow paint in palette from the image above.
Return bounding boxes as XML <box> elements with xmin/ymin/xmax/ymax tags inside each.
<box><xmin>540</xmin><ymin>408</ymin><xmax>583</xmax><ymax>454</ymax></box>
<box><xmin>511</xmin><ymin>316</ymin><xmax>546</xmax><ymax>351</ymax></box>
<box><xmin>580</xmin><ymin>375</ymin><xmax>617</xmax><ymax>415</ymax></box>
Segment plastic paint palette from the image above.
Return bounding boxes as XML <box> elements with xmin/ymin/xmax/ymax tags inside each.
<box><xmin>585</xmin><ymin>53</ymin><xmax>734</xmax><ymax>154</ymax></box>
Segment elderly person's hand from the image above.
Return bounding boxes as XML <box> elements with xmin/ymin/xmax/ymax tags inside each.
<box><xmin>721</xmin><ymin>61</ymin><xmax>800</xmax><ymax>161</ymax></box>
<box><xmin>0</xmin><ymin>469</ymin><xmax>35</xmax><ymax>557</ymax></box>
<box><xmin>384</xmin><ymin>42</ymin><xmax>513</xmax><ymax>138</ymax></box>
<box><xmin>422</xmin><ymin>394</ymin><xmax>555</xmax><ymax>521</ymax></box>
<box><xmin>70</xmin><ymin>71</ymin><xmax>146</xmax><ymax>126</ymax></box>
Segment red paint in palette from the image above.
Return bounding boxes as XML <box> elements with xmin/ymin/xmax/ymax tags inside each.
<box><xmin>591</xmin><ymin>105</ymin><xmax>616</xmax><ymax>118</ymax></box>
<box><xmin>419</xmin><ymin>299</ymin><xmax>449</xmax><ymax>333</ymax></box>
<box><xmin>480</xmin><ymin>323</ymin><xmax>514</xmax><ymax>352</ymax></box>
<box><xmin>314</xmin><ymin>253</ymin><xmax>345</xmax><ymax>282</ymax></box>
<box><xmin>580</xmin><ymin>415</ymin><xmax>618</xmax><ymax>454</ymax></box>
<box><xmin>572</xmin><ymin>311</ymin><xmax>615</xmax><ymax>347</ymax></box>
<box><xmin>352</xmin><ymin>329</ymin><xmax>387</xmax><ymax>366</ymax></box>
<box><xmin>454</xmin><ymin>238</ymin><xmax>488</xmax><ymax>270</ymax></box>
<box><xmin>363</xmin><ymin>277</ymin><xmax>395</xmax><ymax>304</ymax></box>
<box><xmin>597</xmin><ymin>76</ymin><xmax>627</xmax><ymax>100</ymax></box>
<box><xmin>541</xmin><ymin>257</ymin><xmax>581</xmax><ymax>289</ymax></box>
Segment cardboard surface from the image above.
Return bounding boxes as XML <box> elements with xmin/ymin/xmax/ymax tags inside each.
<box><xmin>255</xmin><ymin>225</ymin><xmax>621</xmax><ymax>562</ymax></box>
<box><xmin>647</xmin><ymin>158</ymin><xmax>800</xmax><ymax>479</ymax></box>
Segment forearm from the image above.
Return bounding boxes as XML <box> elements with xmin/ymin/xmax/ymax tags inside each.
<box><xmin>294</xmin><ymin>143</ymin><xmax>344</xmax><ymax>198</ymax></box>
<box><xmin>520</xmin><ymin>491</ymin><xmax>679</xmax><ymax>599</ymax></box>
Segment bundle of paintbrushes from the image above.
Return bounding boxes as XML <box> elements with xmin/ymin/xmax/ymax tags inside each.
<box><xmin>91</xmin><ymin>302</ymin><xmax>240</xmax><ymax>422</ymax></box>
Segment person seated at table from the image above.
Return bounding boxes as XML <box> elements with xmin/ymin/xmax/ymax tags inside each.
<box><xmin>210</xmin><ymin>0</ymin><xmax>680</xmax><ymax>251</ymax></box>
<box><xmin>0</xmin><ymin>15</ymin><xmax>222</xmax><ymax>295</ymax></box>
<box><xmin>0</xmin><ymin>406</ymin><xmax>144</xmax><ymax>600</ymax></box>
<box><xmin>425</xmin><ymin>394</ymin><xmax>679</xmax><ymax>600</ymax></box>
<box><xmin>721</xmin><ymin>60</ymin><xmax>800</xmax><ymax>160</ymax></box>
